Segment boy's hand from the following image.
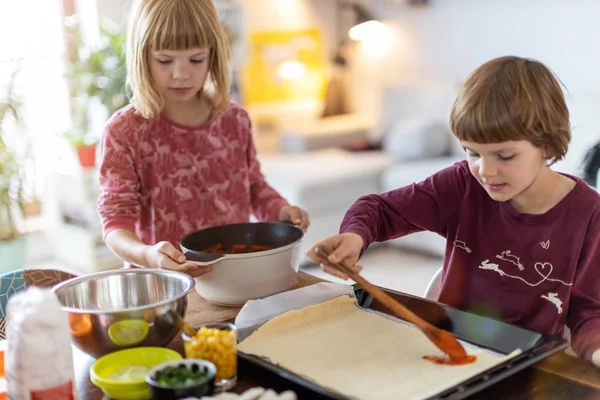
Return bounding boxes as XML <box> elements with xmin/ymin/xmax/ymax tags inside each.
<box><xmin>143</xmin><ymin>241</ymin><xmax>212</xmax><ymax>278</ymax></box>
<box><xmin>307</xmin><ymin>232</ymin><xmax>364</xmax><ymax>280</ymax></box>
<box><xmin>278</xmin><ymin>205</ymin><xmax>310</xmax><ymax>232</ymax></box>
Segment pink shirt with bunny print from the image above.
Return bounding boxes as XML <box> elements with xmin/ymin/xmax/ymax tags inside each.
<box><xmin>98</xmin><ymin>103</ymin><xmax>288</xmax><ymax>248</ymax></box>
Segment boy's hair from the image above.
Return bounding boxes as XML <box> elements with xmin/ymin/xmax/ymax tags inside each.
<box><xmin>450</xmin><ymin>56</ymin><xmax>570</xmax><ymax>165</ymax></box>
<box><xmin>126</xmin><ymin>0</ymin><xmax>231</xmax><ymax>119</ymax></box>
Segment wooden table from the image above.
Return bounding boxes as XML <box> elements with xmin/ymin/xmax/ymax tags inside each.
<box><xmin>74</xmin><ymin>272</ymin><xmax>600</xmax><ymax>399</ymax></box>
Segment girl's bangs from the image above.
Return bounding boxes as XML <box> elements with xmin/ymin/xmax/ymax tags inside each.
<box><xmin>147</xmin><ymin>7</ymin><xmax>212</xmax><ymax>51</ymax></box>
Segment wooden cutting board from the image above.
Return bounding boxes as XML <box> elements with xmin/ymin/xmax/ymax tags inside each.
<box><xmin>184</xmin><ymin>271</ymin><xmax>326</xmax><ymax>328</ymax></box>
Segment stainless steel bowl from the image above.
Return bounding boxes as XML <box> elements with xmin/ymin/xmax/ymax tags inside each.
<box><xmin>52</xmin><ymin>268</ymin><xmax>194</xmax><ymax>359</ymax></box>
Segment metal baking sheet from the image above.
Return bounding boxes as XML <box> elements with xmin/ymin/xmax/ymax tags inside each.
<box><xmin>238</xmin><ymin>285</ymin><xmax>568</xmax><ymax>400</ymax></box>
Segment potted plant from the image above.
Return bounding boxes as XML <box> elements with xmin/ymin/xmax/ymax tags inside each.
<box><xmin>65</xmin><ymin>128</ymin><xmax>98</xmax><ymax>168</ymax></box>
<box><xmin>63</xmin><ymin>97</ymin><xmax>97</xmax><ymax>168</ymax></box>
<box><xmin>64</xmin><ymin>16</ymin><xmax>129</xmax><ymax>168</ymax></box>
<box><xmin>0</xmin><ymin>67</ymin><xmax>37</xmax><ymax>272</ymax></box>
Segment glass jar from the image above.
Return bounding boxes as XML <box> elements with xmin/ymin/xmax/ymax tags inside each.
<box><xmin>183</xmin><ymin>322</ymin><xmax>237</xmax><ymax>391</ymax></box>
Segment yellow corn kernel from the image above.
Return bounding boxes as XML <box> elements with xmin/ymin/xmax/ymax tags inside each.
<box><xmin>195</xmin><ymin>335</ymin><xmax>206</xmax><ymax>343</ymax></box>
<box><xmin>206</xmin><ymin>336</ymin><xmax>216</xmax><ymax>345</ymax></box>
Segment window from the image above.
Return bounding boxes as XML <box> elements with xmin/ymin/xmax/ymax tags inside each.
<box><xmin>0</xmin><ymin>0</ymin><xmax>72</xmax><ymax>200</ymax></box>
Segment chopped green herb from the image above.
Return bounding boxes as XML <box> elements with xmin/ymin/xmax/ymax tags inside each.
<box><xmin>153</xmin><ymin>364</ymin><xmax>209</xmax><ymax>387</ymax></box>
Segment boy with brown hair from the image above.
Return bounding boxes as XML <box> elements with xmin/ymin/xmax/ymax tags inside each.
<box><xmin>309</xmin><ymin>56</ymin><xmax>600</xmax><ymax>364</ymax></box>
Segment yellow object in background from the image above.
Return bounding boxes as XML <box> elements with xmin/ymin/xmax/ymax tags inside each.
<box><xmin>241</xmin><ymin>28</ymin><xmax>327</xmax><ymax>105</ymax></box>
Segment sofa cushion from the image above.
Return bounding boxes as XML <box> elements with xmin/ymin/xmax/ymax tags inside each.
<box><xmin>381</xmin><ymin>156</ymin><xmax>464</xmax><ymax>192</ymax></box>
<box><xmin>373</xmin><ymin>83</ymin><xmax>458</xmax><ymax>142</ymax></box>
<box><xmin>382</xmin><ymin>116</ymin><xmax>451</xmax><ymax>162</ymax></box>
<box><xmin>259</xmin><ymin>149</ymin><xmax>393</xmax><ymax>212</ymax></box>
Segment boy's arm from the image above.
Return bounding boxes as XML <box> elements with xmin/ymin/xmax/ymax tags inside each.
<box><xmin>340</xmin><ymin>162</ymin><xmax>468</xmax><ymax>253</ymax></box>
<box><xmin>566</xmin><ymin>218</ymin><xmax>600</xmax><ymax>363</ymax></box>
<box><xmin>239</xmin><ymin>110</ymin><xmax>289</xmax><ymax>221</ymax></box>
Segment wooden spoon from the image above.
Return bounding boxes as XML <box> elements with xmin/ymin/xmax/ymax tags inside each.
<box><xmin>164</xmin><ymin>307</ymin><xmax>197</xmax><ymax>338</ymax></box>
<box><xmin>314</xmin><ymin>246</ymin><xmax>473</xmax><ymax>364</ymax></box>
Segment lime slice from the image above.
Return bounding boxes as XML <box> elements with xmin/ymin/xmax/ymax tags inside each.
<box><xmin>108</xmin><ymin>320</ymin><xmax>149</xmax><ymax>346</ymax></box>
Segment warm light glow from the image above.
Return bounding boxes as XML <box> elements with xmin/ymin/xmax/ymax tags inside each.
<box><xmin>275</xmin><ymin>60</ymin><xmax>306</xmax><ymax>81</ymax></box>
<box><xmin>349</xmin><ymin>20</ymin><xmax>387</xmax><ymax>42</ymax></box>
<box><xmin>352</xmin><ymin>21</ymin><xmax>394</xmax><ymax>59</ymax></box>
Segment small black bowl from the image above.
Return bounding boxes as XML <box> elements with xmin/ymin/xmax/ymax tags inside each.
<box><xmin>146</xmin><ymin>359</ymin><xmax>216</xmax><ymax>399</ymax></box>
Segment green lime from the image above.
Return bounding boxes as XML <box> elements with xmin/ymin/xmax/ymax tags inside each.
<box><xmin>108</xmin><ymin>320</ymin><xmax>149</xmax><ymax>346</ymax></box>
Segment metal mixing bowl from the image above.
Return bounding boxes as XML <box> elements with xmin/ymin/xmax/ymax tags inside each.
<box><xmin>52</xmin><ymin>268</ymin><xmax>194</xmax><ymax>359</ymax></box>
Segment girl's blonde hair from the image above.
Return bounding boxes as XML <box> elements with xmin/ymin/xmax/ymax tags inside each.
<box><xmin>450</xmin><ymin>56</ymin><xmax>570</xmax><ymax>165</ymax></box>
<box><xmin>126</xmin><ymin>0</ymin><xmax>231</xmax><ymax>119</ymax></box>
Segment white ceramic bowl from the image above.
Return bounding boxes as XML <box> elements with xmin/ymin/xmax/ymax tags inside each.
<box><xmin>194</xmin><ymin>242</ymin><xmax>303</xmax><ymax>306</ymax></box>
<box><xmin>180</xmin><ymin>222</ymin><xmax>304</xmax><ymax>306</ymax></box>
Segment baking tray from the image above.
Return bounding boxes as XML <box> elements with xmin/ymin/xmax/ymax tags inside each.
<box><xmin>238</xmin><ymin>284</ymin><xmax>568</xmax><ymax>400</ymax></box>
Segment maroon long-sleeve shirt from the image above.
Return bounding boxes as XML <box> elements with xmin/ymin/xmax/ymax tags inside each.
<box><xmin>341</xmin><ymin>160</ymin><xmax>600</xmax><ymax>360</ymax></box>
<box><xmin>98</xmin><ymin>103</ymin><xmax>288</xmax><ymax>248</ymax></box>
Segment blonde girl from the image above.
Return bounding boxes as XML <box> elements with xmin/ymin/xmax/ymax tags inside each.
<box><xmin>99</xmin><ymin>0</ymin><xmax>309</xmax><ymax>276</ymax></box>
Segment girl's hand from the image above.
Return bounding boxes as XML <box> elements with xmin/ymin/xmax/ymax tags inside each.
<box><xmin>144</xmin><ymin>241</ymin><xmax>212</xmax><ymax>278</ymax></box>
<box><xmin>278</xmin><ymin>205</ymin><xmax>310</xmax><ymax>232</ymax></box>
<box><xmin>307</xmin><ymin>232</ymin><xmax>364</xmax><ymax>280</ymax></box>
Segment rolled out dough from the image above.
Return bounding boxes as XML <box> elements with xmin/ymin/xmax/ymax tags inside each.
<box><xmin>238</xmin><ymin>295</ymin><xmax>517</xmax><ymax>400</ymax></box>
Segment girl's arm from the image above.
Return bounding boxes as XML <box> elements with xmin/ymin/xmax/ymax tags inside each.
<box><xmin>105</xmin><ymin>229</ymin><xmax>203</xmax><ymax>275</ymax></box>
<box><xmin>105</xmin><ymin>228</ymin><xmax>150</xmax><ymax>267</ymax></box>
<box><xmin>239</xmin><ymin>109</ymin><xmax>289</xmax><ymax>220</ymax></box>
<box><xmin>97</xmin><ymin>115</ymin><xmax>149</xmax><ymax>266</ymax></box>
<box><xmin>97</xmin><ymin>113</ymin><xmax>206</xmax><ymax>276</ymax></box>
<box><xmin>98</xmin><ymin>113</ymin><xmax>141</xmax><ymax>240</ymax></box>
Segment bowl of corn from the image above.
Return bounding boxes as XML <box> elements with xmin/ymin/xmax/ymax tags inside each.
<box><xmin>182</xmin><ymin>322</ymin><xmax>237</xmax><ymax>391</ymax></box>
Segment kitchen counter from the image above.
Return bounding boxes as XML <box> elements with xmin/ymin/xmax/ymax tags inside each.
<box><xmin>71</xmin><ymin>271</ymin><xmax>600</xmax><ymax>399</ymax></box>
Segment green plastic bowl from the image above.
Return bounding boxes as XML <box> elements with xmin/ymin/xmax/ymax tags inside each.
<box><xmin>90</xmin><ymin>347</ymin><xmax>182</xmax><ymax>399</ymax></box>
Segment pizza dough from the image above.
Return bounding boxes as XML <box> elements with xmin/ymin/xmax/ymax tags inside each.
<box><xmin>238</xmin><ymin>296</ymin><xmax>517</xmax><ymax>400</ymax></box>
